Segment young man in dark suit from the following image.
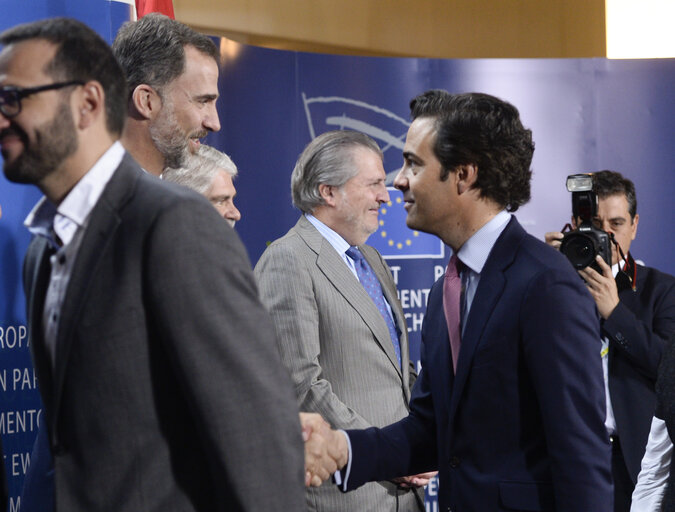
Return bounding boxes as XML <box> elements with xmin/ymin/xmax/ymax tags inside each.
<box><xmin>0</xmin><ymin>17</ymin><xmax>305</xmax><ymax>511</ymax></box>
<box><xmin>303</xmin><ymin>90</ymin><xmax>613</xmax><ymax>511</ymax></box>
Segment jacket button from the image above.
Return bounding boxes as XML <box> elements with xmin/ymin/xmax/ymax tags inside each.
<box><xmin>449</xmin><ymin>456</ymin><xmax>460</xmax><ymax>468</ymax></box>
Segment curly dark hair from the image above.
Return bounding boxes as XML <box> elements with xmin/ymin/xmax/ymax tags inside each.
<box><xmin>410</xmin><ymin>90</ymin><xmax>534</xmax><ymax>212</ymax></box>
<box><xmin>592</xmin><ymin>170</ymin><xmax>637</xmax><ymax>219</ymax></box>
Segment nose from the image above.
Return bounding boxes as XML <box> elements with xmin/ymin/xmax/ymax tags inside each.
<box><xmin>378</xmin><ymin>183</ymin><xmax>390</xmax><ymax>204</ymax></box>
<box><xmin>393</xmin><ymin>168</ymin><xmax>408</xmax><ymax>191</ymax></box>
<box><xmin>226</xmin><ymin>204</ymin><xmax>241</xmax><ymax>222</ymax></box>
<box><xmin>204</xmin><ymin>104</ymin><xmax>221</xmax><ymax>132</ymax></box>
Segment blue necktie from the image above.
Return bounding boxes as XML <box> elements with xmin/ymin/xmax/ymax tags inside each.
<box><xmin>346</xmin><ymin>246</ymin><xmax>402</xmax><ymax>367</ymax></box>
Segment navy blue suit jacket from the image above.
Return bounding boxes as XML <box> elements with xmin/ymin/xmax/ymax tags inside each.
<box><xmin>345</xmin><ymin>217</ymin><xmax>613</xmax><ymax>511</ymax></box>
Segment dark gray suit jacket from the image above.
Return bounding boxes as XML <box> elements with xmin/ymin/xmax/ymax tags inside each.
<box><xmin>23</xmin><ymin>152</ymin><xmax>305</xmax><ymax>511</ymax></box>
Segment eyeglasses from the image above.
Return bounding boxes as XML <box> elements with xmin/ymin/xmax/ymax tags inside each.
<box><xmin>0</xmin><ymin>81</ymin><xmax>84</xmax><ymax>118</ymax></box>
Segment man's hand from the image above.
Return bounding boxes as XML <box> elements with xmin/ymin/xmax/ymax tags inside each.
<box><xmin>545</xmin><ymin>231</ymin><xmax>564</xmax><ymax>250</ymax></box>
<box><xmin>392</xmin><ymin>471</ymin><xmax>438</xmax><ymax>489</ymax></box>
<box><xmin>578</xmin><ymin>255</ymin><xmax>620</xmax><ymax>319</ymax></box>
<box><xmin>300</xmin><ymin>413</ymin><xmax>349</xmax><ymax>487</ymax></box>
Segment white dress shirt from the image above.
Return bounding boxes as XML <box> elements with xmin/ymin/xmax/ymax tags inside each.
<box><xmin>25</xmin><ymin>142</ymin><xmax>124</xmax><ymax>367</ymax></box>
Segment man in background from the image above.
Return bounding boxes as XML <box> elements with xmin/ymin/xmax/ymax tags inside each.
<box><xmin>0</xmin><ymin>17</ymin><xmax>304</xmax><ymax>511</ymax></box>
<box><xmin>112</xmin><ymin>13</ymin><xmax>221</xmax><ymax>176</ymax></box>
<box><xmin>255</xmin><ymin>130</ymin><xmax>429</xmax><ymax>511</ymax></box>
<box><xmin>163</xmin><ymin>144</ymin><xmax>241</xmax><ymax>227</ymax></box>
<box><xmin>303</xmin><ymin>90</ymin><xmax>612</xmax><ymax>511</ymax></box>
<box><xmin>546</xmin><ymin>170</ymin><xmax>675</xmax><ymax>511</ymax></box>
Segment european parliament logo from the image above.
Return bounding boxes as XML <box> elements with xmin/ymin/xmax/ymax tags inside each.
<box><xmin>369</xmin><ymin>187</ymin><xmax>445</xmax><ymax>260</ymax></box>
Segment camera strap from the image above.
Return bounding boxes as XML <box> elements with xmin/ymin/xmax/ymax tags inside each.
<box><xmin>616</xmin><ymin>252</ymin><xmax>637</xmax><ymax>292</ymax></box>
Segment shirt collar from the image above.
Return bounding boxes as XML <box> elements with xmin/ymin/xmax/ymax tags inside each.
<box><xmin>611</xmin><ymin>260</ymin><xmax>625</xmax><ymax>278</ymax></box>
<box><xmin>305</xmin><ymin>213</ymin><xmax>352</xmax><ymax>257</ymax></box>
<box><xmin>25</xmin><ymin>141</ymin><xmax>125</xmax><ymax>246</ymax></box>
<box><xmin>456</xmin><ymin>210</ymin><xmax>511</xmax><ymax>274</ymax></box>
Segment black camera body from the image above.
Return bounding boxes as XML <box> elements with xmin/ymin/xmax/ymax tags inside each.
<box><xmin>560</xmin><ymin>174</ymin><xmax>612</xmax><ymax>272</ymax></box>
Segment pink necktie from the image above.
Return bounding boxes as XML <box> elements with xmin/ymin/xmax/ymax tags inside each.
<box><xmin>443</xmin><ymin>254</ymin><xmax>462</xmax><ymax>372</ymax></box>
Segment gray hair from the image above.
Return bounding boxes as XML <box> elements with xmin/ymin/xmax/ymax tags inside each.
<box><xmin>291</xmin><ymin>130</ymin><xmax>383</xmax><ymax>213</ymax></box>
<box><xmin>163</xmin><ymin>144</ymin><xmax>237</xmax><ymax>194</ymax></box>
<box><xmin>112</xmin><ymin>13</ymin><xmax>219</xmax><ymax>99</ymax></box>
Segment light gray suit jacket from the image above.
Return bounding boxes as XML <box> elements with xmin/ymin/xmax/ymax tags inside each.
<box><xmin>23</xmin><ymin>153</ymin><xmax>305</xmax><ymax>511</ymax></box>
<box><xmin>255</xmin><ymin>216</ymin><xmax>421</xmax><ymax>511</ymax></box>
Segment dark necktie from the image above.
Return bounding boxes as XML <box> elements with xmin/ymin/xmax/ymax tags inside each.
<box><xmin>346</xmin><ymin>246</ymin><xmax>402</xmax><ymax>367</ymax></box>
<box><xmin>443</xmin><ymin>254</ymin><xmax>463</xmax><ymax>372</ymax></box>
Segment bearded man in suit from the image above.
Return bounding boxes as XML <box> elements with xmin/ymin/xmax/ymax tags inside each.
<box><xmin>255</xmin><ymin>130</ymin><xmax>431</xmax><ymax>511</ymax></box>
<box><xmin>0</xmin><ymin>17</ymin><xmax>304</xmax><ymax>512</ymax></box>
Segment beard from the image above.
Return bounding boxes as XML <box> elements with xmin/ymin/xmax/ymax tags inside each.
<box><xmin>2</xmin><ymin>102</ymin><xmax>78</xmax><ymax>185</ymax></box>
<box><xmin>149</xmin><ymin>104</ymin><xmax>190</xmax><ymax>170</ymax></box>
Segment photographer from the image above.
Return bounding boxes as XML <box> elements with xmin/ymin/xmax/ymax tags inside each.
<box><xmin>546</xmin><ymin>170</ymin><xmax>675</xmax><ymax>512</ymax></box>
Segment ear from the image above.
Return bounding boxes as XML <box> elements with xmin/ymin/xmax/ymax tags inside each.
<box><xmin>130</xmin><ymin>84</ymin><xmax>162</xmax><ymax>120</ymax></box>
<box><xmin>76</xmin><ymin>81</ymin><xmax>105</xmax><ymax>130</ymax></box>
<box><xmin>630</xmin><ymin>213</ymin><xmax>639</xmax><ymax>240</ymax></box>
<box><xmin>456</xmin><ymin>164</ymin><xmax>478</xmax><ymax>194</ymax></box>
<box><xmin>318</xmin><ymin>183</ymin><xmax>338</xmax><ymax>206</ymax></box>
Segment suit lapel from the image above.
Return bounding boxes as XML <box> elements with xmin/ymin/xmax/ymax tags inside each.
<box><xmin>296</xmin><ymin>217</ymin><xmax>402</xmax><ymax>375</ymax></box>
<box><xmin>449</xmin><ymin>218</ymin><xmax>522</xmax><ymax>421</ymax></box>
<box><xmin>51</xmin><ymin>154</ymin><xmax>139</xmax><ymax>418</ymax></box>
<box><xmin>426</xmin><ymin>278</ymin><xmax>456</xmax><ymax>410</ymax></box>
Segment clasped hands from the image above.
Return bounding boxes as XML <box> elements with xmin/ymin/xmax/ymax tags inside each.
<box><xmin>300</xmin><ymin>413</ymin><xmax>348</xmax><ymax>487</ymax></box>
<box><xmin>300</xmin><ymin>413</ymin><xmax>437</xmax><ymax>489</ymax></box>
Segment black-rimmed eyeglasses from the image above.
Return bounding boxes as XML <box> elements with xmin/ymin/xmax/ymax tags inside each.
<box><xmin>0</xmin><ymin>81</ymin><xmax>84</xmax><ymax>118</ymax></box>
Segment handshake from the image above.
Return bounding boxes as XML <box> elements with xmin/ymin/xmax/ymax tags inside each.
<box><xmin>300</xmin><ymin>413</ymin><xmax>349</xmax><ymax>487</ymax></box>
<box><xmin>299</xmin><ymin>413</ymin><xmax>437</xmax><ymax>489</ymax></box>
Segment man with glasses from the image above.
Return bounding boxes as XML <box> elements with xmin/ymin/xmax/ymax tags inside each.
<box><xmin>546</xmin><ymin>170</ymin><xmax>675</xmax><ymax>512</ymax></box>
<box><xmin>1</xmin><ymin>17</ymin><xmax>305</xmax><ymax>511</ymax></box>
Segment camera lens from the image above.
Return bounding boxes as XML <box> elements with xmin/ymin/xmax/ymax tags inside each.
<box><xmin>560</xmin><ymin>232</ymin><xmax>597</xmax><ymax>269</ymax></box>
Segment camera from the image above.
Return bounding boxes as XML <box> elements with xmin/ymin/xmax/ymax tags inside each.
<box><xmin>559</xmin><ymin>173</ymin><xmax>612</xmax><ymax>272</ymax></box>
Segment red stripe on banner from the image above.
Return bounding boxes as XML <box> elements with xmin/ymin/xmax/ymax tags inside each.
<box><xmin>135</xmin><ymin>0</ymin><xmax>175</xmax><ymax>19</ymax></box>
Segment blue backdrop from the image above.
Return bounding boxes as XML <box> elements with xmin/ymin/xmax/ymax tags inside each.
<box><xmin>1</xmin><ymin>3</ymin><xmax>674</xmax><ymax>510</ymax></box>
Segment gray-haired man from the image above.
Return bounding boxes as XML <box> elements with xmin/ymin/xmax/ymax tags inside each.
<box><xmin>163</xmin><ymin>144</ymin><xmax>241</xmax><ymax>227</ymax></box>
<box><xmin>255</xmin><ymin>130</ymin><xmax>431</xmax><ymax>511</ymax></box>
